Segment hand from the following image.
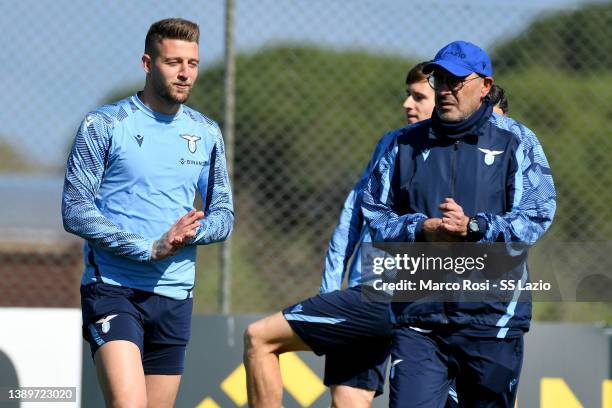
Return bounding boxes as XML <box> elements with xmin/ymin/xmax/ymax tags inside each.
<box><xmin>439</xmin><ymin>198</ymin><xmax>469</xmax><ymax>237</ymax></box>
<box><xmin>151</xmin><ymin>209</ymin><xmax>205</xmax><ymax>261</ymax></box>
<box><xmin>423</xmin><ymin>217</ymin><xmax>462</xmax><ymax>242</ymax></box>
<box><xmin>422</xmin><ymin>218</ymin><xmax>442</xmax><ymax>242</ymax></box>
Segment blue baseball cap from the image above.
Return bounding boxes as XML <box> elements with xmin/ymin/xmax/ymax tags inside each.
<box><xmin>423</xmin><ymin>41</ymin><xmax>493</xmax><ymax>77</ymax></box>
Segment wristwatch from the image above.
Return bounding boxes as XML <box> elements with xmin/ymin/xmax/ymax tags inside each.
<box><xmin>466</xmin><ymin>216</ymin><xmax>483</xmax><ymax>241</ymax></box>
<box><xmin>467</xmin><ymin>217</ymin><xmax>480</xmax><ymax>235</ymax></box>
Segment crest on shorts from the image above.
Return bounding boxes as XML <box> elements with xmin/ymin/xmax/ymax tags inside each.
<box><xmin>96</xmin><ymin>314</ymin><xmax>118</xmax><ymax>334</ymax></box>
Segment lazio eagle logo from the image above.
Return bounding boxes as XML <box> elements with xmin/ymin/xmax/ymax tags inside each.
<box><xmin>478</xmin><ymin>148</ymin><xmax>504</xmax><ymax>166</ymax></box>
<box><xmin>181</xmin><ymin>134</ymin><xmax>201</xmax><ymax>153</ymax></box>
<box><xmin>96</xmin><ymin>314</ymin><xmax>118</xmax><ymax>334</ymax></box>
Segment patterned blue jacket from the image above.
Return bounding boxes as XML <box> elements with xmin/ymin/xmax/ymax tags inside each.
<box><xmin>361</xmin><ymin>102</ymin><xmax>556</xmax><ymax>337</ymax></box>
<box><xmin>62</xmin><ymin>94</ymin><xmax>234</xmax><ymax>300</ymax></box>
<box><xmin>320</xmin><ymin>130</ymin><xmax>399</xmax><ymax>293</ymax></box>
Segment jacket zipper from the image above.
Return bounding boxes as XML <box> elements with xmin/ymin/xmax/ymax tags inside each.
<box><xmin>443</xmin><ymin>140</ymin><xmax>461</xmax><ymax>324</ymax></box>
<box><xmin>450</xmin><ymin>140</ymin><xmax>460</xmax><ymax>198</ymax></box>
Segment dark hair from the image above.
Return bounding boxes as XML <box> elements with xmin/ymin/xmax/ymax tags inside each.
<box><xmin>488</xmin><ymin>84</ymin><xmax>509</xmax><ymax>114</ymax></box>
<box><xmin>145</xmin><ymin>18</ymin><xmax>200</xmax><ymax>56</ymax></box>
<box><xmin>405</xmin><ymin>61</ymin><xmax>430</xmax><ymax>85</ymax></box>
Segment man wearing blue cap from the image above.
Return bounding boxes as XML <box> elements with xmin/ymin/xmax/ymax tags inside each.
<box><xmin>244</xmin><ymin>62</ymin><xmax>461</xmax><ymax>408</ymax></box>
<box><xmin>361</xmin><ymin>41</ymin><xmax>556</xmax><ymax>407</ymax></box>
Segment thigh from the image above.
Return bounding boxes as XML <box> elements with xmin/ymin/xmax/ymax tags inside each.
<box><xmin>283</xmin><ymin>287</ymin><xmax>391</xmax><ymax>356</ymax></box>
<box><xmin>94</xmin><ymin>340</ymin><xmax>147</xmax><ymax>407</ymax></box>
<box><xmin>145</xmin><ymin>374</ymin><xmax>182</xmax><ymax>408</ymax></box>
<box><xmin>330</xmin><ymin>384</ymin><xmax>375</xmax><ymax>408</ymax></box>
<box><xmin>454</xmin><ymin>336</ymin><xmax>524</xmax><ymax>408</ymax></box>
<box><xmin>389</xmin><ymin>327</ymin><xmax>452</xmax><ymax>408</ymax></box>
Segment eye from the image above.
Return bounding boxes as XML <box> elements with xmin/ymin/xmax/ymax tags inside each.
<box><xmin>449</xmin><ymin>78</ymin><xmax>462</xmax><ymax>88</ymax></box>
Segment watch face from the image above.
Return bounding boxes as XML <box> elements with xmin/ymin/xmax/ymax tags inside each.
<box><xmin>469</xmin><ymin>219</ymin><xmax>479</xmax><ymax>232</ymax></box>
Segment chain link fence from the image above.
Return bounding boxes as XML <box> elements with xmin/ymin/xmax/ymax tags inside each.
<box><xmin>0</xmin><ymin>1</ymin><xmax>610</xmax><ymax>319</ymax></box>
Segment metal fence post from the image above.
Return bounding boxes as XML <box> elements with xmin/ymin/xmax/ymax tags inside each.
<box><xmin>220</xmin><ymin>0</ymin><xmax>236</xmax><ymax>314</ymax></box>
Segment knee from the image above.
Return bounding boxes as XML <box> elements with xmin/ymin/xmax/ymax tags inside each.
<box><xmin>103</xmin><ymin>383</ymin><xmax>146</xmax><ymax>408</ymax></box>
<box><xmin>244</xmin><ymin>320</ymin><xmax>271</xmax><ymax>355</ymax></box>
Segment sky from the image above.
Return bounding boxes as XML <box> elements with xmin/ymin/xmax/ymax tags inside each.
<box><xmin>0</xmin><ymin>0</ymin><xmax>605</xmax><ymax>168</ymax></box>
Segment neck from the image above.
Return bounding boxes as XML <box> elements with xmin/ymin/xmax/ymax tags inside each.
<box><xmin>139</xmin><ymin>85</ymin><xmax>181</xmax><ymax>115</ymax></box>
<box><xmin>432</xmin><ymin>99</ymin><xmax>492</xmax><ymax>138</ymax></box>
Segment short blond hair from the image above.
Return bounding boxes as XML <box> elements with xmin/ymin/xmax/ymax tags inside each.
<box><xmin>145</xmin><ymin>18</ymin><xmax>199</xmax><ymax>56</ymax></box>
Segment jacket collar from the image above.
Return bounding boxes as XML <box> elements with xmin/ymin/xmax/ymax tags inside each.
<box><xmin>429</xmin><ymin>98</ymin><xmax>493</xmax><ymax>140</ymax></box>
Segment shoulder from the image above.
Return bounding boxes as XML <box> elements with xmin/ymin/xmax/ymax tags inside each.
<box><xmin>181</xmin><ymin>105</ymin><xmax>222</xmax><ymax>138</ymax></box>
<box><xmin>94</xmin><ymin>96</ymin><xmax>136</xmax><ymax>126</ymax></box>
<box><xmin>369</xmin><ymin>122</ymin><xmax>429</xmax><ymax>165</ymax></box>
<box><xmin>80</xmin><ymin>96</ymin><xmax>137</xmax><ymax>137</ymax></box>
<box><xmin>390</xmin><ymin>120</ymin><xmax>431</xmax><ymax>156</ymax></box>
<box><xmin>380</xmin><ymin>121</ymin><xmax>429</xmax><ymax>147</ymax></box>
<box><xmin>488</xmin><ymin>113</ymin><xmax>539</xmax><ymax>149</ymax></box>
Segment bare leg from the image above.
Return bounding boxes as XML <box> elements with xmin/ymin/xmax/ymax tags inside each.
<box><xmin>244</xmin><ymin>312</ymin><xmax>310</xmax><ymax>408</ymax></box>
<box><xmin>145</xmin><ymin>375</ymin><xmax>182</xmax><ymax>408</ymax></box>
<box><xmin>330</xmin><ymin>385</ymin><xmax>375</xmax><ymax>408</ymax></box>
<box><xmin>94</xmin><ymin>340</ymin><xmax>147</xmax><ymax>408</ymax></box>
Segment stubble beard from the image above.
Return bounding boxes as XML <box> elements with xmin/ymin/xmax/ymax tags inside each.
<box><xmin>154</xmin><ymin>78</ymin><xmax>191</xmax><ymax>105</ymax></box>
<box><xmin>437</xmin><ymin>108</ymin><xmax>463</xmax><ymax>123</ymax></box>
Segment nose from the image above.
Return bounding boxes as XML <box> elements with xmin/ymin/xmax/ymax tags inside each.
<box><xmin>436</xmin><ymin>83</ymin><xmax>452</xmax><ymax>95</ymax></box>
<box><xmin>178</xmin><ymin>62</ymin><xmax>190</xmax><ymax>80</ymax></box>
<box><xmin>403</xmin><ymin>96</ymin><xmax>413</xmax><ymax>110</ymax></box>
<box><xmin>436</xmin><ymin>79</ymin><xmax>454</xmax><ymax>95</ymax></box>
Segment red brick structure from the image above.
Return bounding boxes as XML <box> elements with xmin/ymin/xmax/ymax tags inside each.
<box><xmin>0</xmin><ymin>239</ymin><xmax>82</xmax><ymax>307</ymax></box>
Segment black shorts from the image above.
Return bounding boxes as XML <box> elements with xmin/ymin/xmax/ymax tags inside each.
<box><xmin>283</xmin><ymin>286</ymin><xmax>392</xmax><ymax>395</ymax></box>
<box><xmin>80</xmin><ymin>283</ymin><xmax>192</xmax><ymax>375</ymax></box>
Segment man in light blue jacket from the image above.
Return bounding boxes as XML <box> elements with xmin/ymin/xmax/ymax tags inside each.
<box><xmin>63</xmin><ymin>18</ymin><xmax>233</xmax><ymax>408</ymax></box>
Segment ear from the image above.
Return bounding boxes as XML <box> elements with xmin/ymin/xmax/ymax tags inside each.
<box><xmin>142</xmin><ymin>54</ymin><xmax>152</xmax><ymax>74</ymax></box>
<box><xmin>481</xmin><ymin>77</ymin><xmax>494</xmax><ymax>98</ymax></box>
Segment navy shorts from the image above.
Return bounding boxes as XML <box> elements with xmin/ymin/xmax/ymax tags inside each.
<box><xmin>283</xmin><ymin>286</ymin><xmax>392</xmax><ymax>396</ymax></box>
<box><xmin>389</xmin><ymin>326</ymin><xmax>523</xmax><ymax>408</ymax></box>
<box><xmin>80</xmin><ymin>283</ymin><xmax>192</xmax><ymax>375</ymax></box>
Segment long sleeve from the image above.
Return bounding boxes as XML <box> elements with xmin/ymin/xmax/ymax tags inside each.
<box><xmin>320</xmin><ymin>172</ymin><xmax>367</xmax><ymax>293</ymax></box>
<box><xmin>361</xmin><ymin>138</ymin><xmax>428</xmax><ymax>243</ymax></box>
<box><xmin>476</xmin><ymin>124</ymin><xmax>556</xmax><ymax>244</ymax></box>
<box><xmin>193</xmin><ymin>126</ymin><xmax>234</xmax><ymax>244</ymax></box>
<box><xmin>62</xmin><ymin>112</ymin><xmax>155</xmax><ymax>261</ymax></box>
<box><xmin>320</xmin><ymin>132</ymin><xmax>399</xmax><ymax>293</ymax></box>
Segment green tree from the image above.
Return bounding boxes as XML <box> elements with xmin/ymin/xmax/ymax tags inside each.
<box><xmin>492</xmin><ymin>3</ymin><xmax>612</xmax><ymax>73</ymax></box>
<box><xmin>107</xmin><ymin>47</ymin><xmax>415</xmax><ymax>312</ymax></box>
<box><xmin>490</xmin><ymin>4</ymin><xmax>612</xmax><ymax>322</ymax></box>
<box><xmin>106</xmin><ymin>3</ymin><xmax>611</xmax><ymax>317</ymax></box>
<box><xmin>187</xmin><ymin>47</ymin><xmax>414</xmax><ymax>311</ymax></box>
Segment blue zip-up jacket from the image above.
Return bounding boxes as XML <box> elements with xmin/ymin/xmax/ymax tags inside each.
<box><xmin>361</xmin><ymin>102</ymin><xmax>556</xmax><ymax>337</ymax></box>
